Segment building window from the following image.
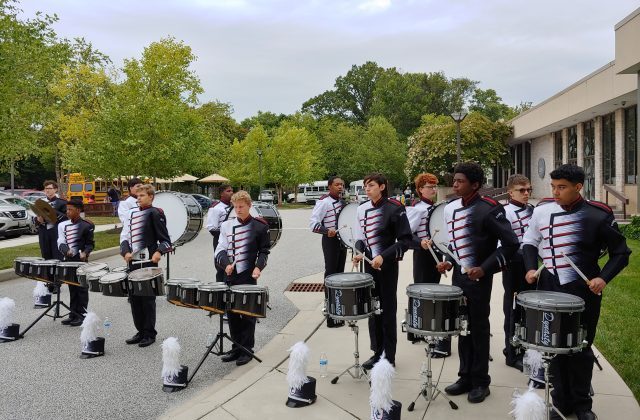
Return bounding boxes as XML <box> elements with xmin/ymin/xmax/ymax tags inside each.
<box><xmin>516</xmin><ymin>143</ymin><xmax>524</xmax><ymax>174</ymax></box>
<box><xmin>568</xmin><ymin>126</ymin><xmax>577</xmax><ymax>165</ymax></box>
<box><xmin>625</xmin><ymin>106</ymin><xmax>637</xmax><ymax>184</ymax></box>
<box><xmin>510</xmin><ymin>147</ymin><xmax>516</xmax><ymax>175</ymax></box>
<box><xmin>602</xmin><ymin>113</ymin><xmax>615</xmax><ymax>184</ymax></box>
<box><xmin>583</xmin><ymin>120</ymin><xmax>595</xmax><ymax>200</ymax></box>
<box><xmin>524</xmin><ymin>142</ymin><xmax>531</xmax><ymax>180</ymax></box>
<box><xmin>554</xmin><ymin>130</ymin><xmax>563</xmax><ymax>168</ymax></box>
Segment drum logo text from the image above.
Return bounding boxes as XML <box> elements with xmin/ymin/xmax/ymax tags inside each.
<box><xmin>334</xmin><ymin>290</ymin><xmax>343</xmax><ymax>316</ymax></box>
<box><xmin>541</xmin><ymin>312</ymin><xmax>554</xmax><ymax>346</ymax></box>
<box><xmin>412</xmin><ymin>298</ymin><xmax>420</xmax><ymax>328</ymax></box>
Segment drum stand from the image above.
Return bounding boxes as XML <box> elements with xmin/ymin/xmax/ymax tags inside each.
<box><xmin>330</xmin><ymin>320</ymin><xmax>369</xmax><ymax>384</ymax></box>
<box><xmin>19</xmin><ymin>281</ymin><xmax>81</xmax><ymax>338</ymax></box>
<box><xmin>407</xmin><ymin>337</ymin><xmax>458</xmax><ymax>412</ymax></box>
<box><xmin>540</xmin><ymin>353</ymin><xmax>568</xmax><ymax>420</ymax></box>
<box><xmin>187</xmin><ymin>310</ymin><xmax>262</xmax><ymax>385</ymax></box>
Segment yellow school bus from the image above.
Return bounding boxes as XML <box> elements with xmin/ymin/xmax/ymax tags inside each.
<box><xmin>66</xmin><ymin>173</ymin><xmax>132</xmax><ymax>204</ymax></box>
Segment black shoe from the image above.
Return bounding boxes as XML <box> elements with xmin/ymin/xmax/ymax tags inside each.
<box><xmin>61</xmin><ymin>318</ymin><xmax>74</xmax><ymax>325</ymax></box>
<box><xmin>467</xmin><ymin>386</ymin><xmax>490</xmax><ymax>403</ymax></box>
<box><xmin>362</xmin><ymin>354</ymin><xmax>381</xmax><ymax>370</ymax></box>
<box><xmin>69</xmin><ymin>318</ymin><xmax>84</xmax><ymax>327</ymax></box>
<box><xmin>444</xmin><ymin>380</ymin><xmax>472</xmax><ymax>396</ymax></box>
<box><xmin>138</xmin><ymin>337</ymin><xmax>155</xmax><ymax>347</ymax></box>
<box><xmin>576</xmin><ymin>409</ymin><xmax>598</xmax><ymax>420</ymax></box>
<box><xmin>236</xmin><ymin>352</ymin><xmax>253</xmax><ymax>366</ymax></box>
<box><xmin>125</xmin><ymin>334</ymin><xmax>143</xmax><ymax>345</ymax></box>
<box><xmin>221</xmin><ymin>350</ymin><xmax>240</xmax><ymax>362</ymax></box>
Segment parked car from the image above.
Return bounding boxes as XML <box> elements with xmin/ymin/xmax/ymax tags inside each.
<box><xmin>0</xmin><ymin>202</ymin><xmax>30</xmax><ymax>238</ymax></box>
<box><xmin>191</xmin><ymin>194</ymin><xmax>212</xmax><ymax>211</ymax></box>
<box><xmin>258</xmin><ymin>189</ymin><xmax>275</xmax><ymax>202</ymax></box>
<box><xmin>0</xmin><ymin>196</ymin><xmax>38</xmax><ymax>234</ymax></box>
<box><xmin>24</xmin><ymin>191</ymin><xmax>46</xmax><ymax>200</ymax></box>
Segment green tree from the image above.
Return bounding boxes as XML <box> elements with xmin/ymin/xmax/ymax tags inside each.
<box><xmin>469</xmin><ymin>88</ymin><xmax>513</xmax><ymax>122</ymax></box>
<box><xmin>222</xmin><ymin>125</ymin><xmax>270</xmax><ymax>187</ymax></box>
<box><xmin>240</xmin><ymin>111</ymin><xmax>288</xmax><ymax>137</ymax></box>
<box><xmin>355</xmin><ymin>117</ymin><xmax>406</xmax><ymax>188</ymax></box>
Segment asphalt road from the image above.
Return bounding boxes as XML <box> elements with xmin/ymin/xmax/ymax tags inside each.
<box><xmin>0</xmin><ymin>208</ymin><xmax>323</xmax><ymax>420</ymax></box>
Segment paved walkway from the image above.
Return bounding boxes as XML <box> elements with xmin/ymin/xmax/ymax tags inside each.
<box><xmin>163</xmin><ymin>258</ymin><xmax>639</xmax><ymax>420</ymax></box>
<box><xmin>0</xmin><ymin>224</ymin><xmax>116</xmax><ymax>249</ymax></box>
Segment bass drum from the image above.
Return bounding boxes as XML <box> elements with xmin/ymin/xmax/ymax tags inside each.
<box><xmin>336</xmin><ymin>203</ymin><xmax>359</xmax><ymax>249</ymax></box>
<box><xmin>228</xmin><ymin>202</ymin><xmax>282</xmax><ymax>249</ymax></box>
<box><xmin>426</xmin><ymin>202</ymin><xmax>448</xmax><ymax>255</ymax></box>
<box><xmin>153</xmin><ymin>191</ymin><xmax>203</xmax><ymax>247</ymax></box>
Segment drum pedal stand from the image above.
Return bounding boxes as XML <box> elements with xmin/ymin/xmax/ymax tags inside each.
<box><xmin>407</xmin><ymin>338</ymin><xmax>458</xmax><ymax>412</ymax></box>
<box><xmin>187</xmin><ymin>311</ymin><xmax>262</xmax><ymax>385</ymax></box>
<box><xmin>19</xmin><ymin>281</ymin><xmax>81</xmax><ymax>338</ymax></box>
<box><xmin>331</xmin><ymin>320</ymin><xmax>369</xmax><ymax>384</ymax></box>
<box><xmin>541</xmin><ymin>353</ymin><xmax>568</xmax><ymax>420</ymax></box>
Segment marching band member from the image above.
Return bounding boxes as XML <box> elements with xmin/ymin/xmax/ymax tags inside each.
<box><xmin>353</xmin><ymin>173</ymin><xmax>412</xmax><ymax>369</ymax></box>
<box><xmin>437</xmin><ymin>162</ymin><xmax>519</xmax><ymax>404</ymax></box>
<box><xmin>57</xmin><ymin>199</ymin><xmax>94</xmax><ymax>326</ymax></box>
<box><xmin>309</xmin><ymin>176</ymin><xmax>347</xmax><ymax>328</ymax></box>
<box><xmin>37</xmin><ymin>180</ymin><xmax>67</xmax><ymax>261</ymax></box>
<box><xmin>206</xmin><ymin>184</ymin><xmax>234</xmax><ymax>282</ymax></box>
<box><xmin>502</xmin><ymin>174</ymin><xmax>535</xmax><ymax>372</ymax></box>
<box><xmin>523</xmin><ymin>164</ymin><xmax>630</xmax><ymax>420</ymax></box>
<box><xmin>215</xmin><ymin>191</ymin><xmax>270</xmax><ymax>366</ymax></box>
<box><xmin>117</xmin><ymin>178</ymin><xmax>143</xmax><ymax>225</ymax></box>
<box><xmin>120</xmin><ymin>184</ymin><xmax>172</xmax><ymax>348</ymax></box>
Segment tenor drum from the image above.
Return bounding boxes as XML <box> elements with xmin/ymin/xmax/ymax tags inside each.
<box><xmin>198</xmin><ymin>283</ymin><xmax>229</xmax><ymax>314</ymax></box>
<box><xmin>228</xmin><ymin>202</ymin><xmax>283</xmax><ymax>249</ymax></box>
<box><xmin>87</xmin><ymin>270</ymin><xmax>109</xmax><ymax>292</ymax></box>
<box><xmin>14</xmin><ymin>257</ymin><xmax>43</xmax><ymax>278</ymax></box>
<box><xmin>111</xmin><ymin>266</ymin><xmax>128</xmax><ymax>273</ymax></box>
<box><xmin>426</xmin><ymin>203</ymin><xmax>448</xmax><ymax>255</ymax></box>
<box><xmin>179</xmin><ymin>281</ymin><xmax>200</xmax><ymax>308</ymax></box>
<box><xmin>153</xmin><ymin>191</ymin><xmax>203</xmax><ymax>247</ymax></box>
<box><xmin>55</xmin><ymin>262</ymin><xmax>87</xmax><ymax>286</ymax></box>
<box><xmin>336</xmin><ymin>203</ymin><xmax>359</xmax><ymax>249</ymax></box>
<box><xmin>166</xmin><ymin>278</ymin><xmax>196</xmax><ymax>306</ymax></box>
<box><xmin>230</xmin><ymin>285</ymin><xmax>269</xmax><ymax>318</ymax></box>
<box><xmin>324</xmin><ymin>272</ymin><xmax>376</xmax><ymax>320</ymax></box>
<box><xmin>99</xmin><ymin>272</ymin><xmax>129</xmax><ymax>297</ymax></box>
<box><xmin>77</xmin><ymin>263</ymin><xmax>110</xmax><ymax>288</ymax></box>
<box><xmin>405</xmin><ymin>284</ymin><xmax>463</xmax><ymax>337</ymax></box>
<box><xmin>128</xmin><ymin>267</ymin><xmax>165</xmax><ymax>297</ymax></box>
<box><xmin>514</xmin><ymin>290</ymin><xmax>586</xmax><ymax>354</ymax></box>
<box><xmin>30</xmin><ymin>260</ymin><xmax>60</xmax><ymax>283</ymax></box>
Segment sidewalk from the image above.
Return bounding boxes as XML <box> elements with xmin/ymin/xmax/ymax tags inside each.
<box><xmin>163</xmin><ymin>255</ymin><xmax>639</xmax><ymax>420</ymax></box>
<box><xmin>0</xmin><ymin>223</ymin><xmax>116</xmax><ymax>249</ymax></box>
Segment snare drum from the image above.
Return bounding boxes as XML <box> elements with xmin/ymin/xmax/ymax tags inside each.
<box><xmin>55</xmin><ymin>262</ymin><xmax>87</xmax><ymax>286</ymax></box>
<box><xmin>324</xmin><ymin>272</ymin><xmax>376</xmax><ymax>320</ymax></box>
<box><xmin>179</xmin><ymin>281</ymin><xmax>200</xmax><ymax>308</ymax></box>
<box><xmin>87</xmin><ymin>270</ymin><xmax>109</xmax><ymax>292</ymax></box>
<box><xmin>30</xmin><ymin>260</ymin><xmax>60</xmax><ymax>283</ymax></box>
<box><xmin>99</xmin><ymin>272</ymin><xmax>129</xmax><ymax>297</ymax></box>
<box><xmin>514</xmin><ymin>290</ymin><xmax>586</xmax><ymax>354</ymax></box>
<box><xmin>128</xmin><ymin>267</ymin><xmax>165</xmax><ymax>297</ymax></box>
<box><xmin>198</xmin><ymin>283</ymin><xmax>229</xmax><ymax>314</ymax></box>
<box><xmin>14</xmin><ymin>257</ymin><xmax>43</xmax><ymax>278</ymax></box>
<box><xmin>77</xmin><ymin>263</ymin><xmax>110</xmax><ymax>288</ymax></box>
<box><xmin>230</xmin><ymin>285</ymin><xmax>269</xmax><ymax>318</ymax></box>
<box><xmin>405</xmin><ymin>284</ymin><xmax>463</xmax><ymax>337</ymax></box>
<box><xmin>166</xmin><ymin>278</ymin><xmax>195</xmax><ymax>306</ymax></box>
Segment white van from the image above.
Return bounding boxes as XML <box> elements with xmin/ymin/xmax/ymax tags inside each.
<box><xmin>348</xmin><ymin>179</ymin><xmax>366</xmax><ymax>203</ymax></box>
<box><xmin>287</xmin><ymin>181</ymin><xmax>329</xmax><ymax>204</ymax></box>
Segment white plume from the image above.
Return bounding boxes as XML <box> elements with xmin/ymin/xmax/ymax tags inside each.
<box><xmin>80</xmin><ymin>312</ymin><xmax>101</xmax><ymax>346</ymax></box>
<box><xmin>369</xmin><ymin>353</ymin><xmax>395</xmax><ymax>413</ymax></box>
<box><xmin>287</xmin><ymin>341</ymin><xmax>310</xmax><ymax>390</ymax></box>
<box><xmin>509</xmin><ymin>385</ymin><xmax>546</xmax><ymax>420</ymax></box>
<box><xmin>162</xmin><ymin>337</ymin><xmax>181</xmax><ymax>379</ymax></box>
<box><xmin>33</xmin><ymin>282</ymin><xmax>49</xmax><ymax>298</ymax></box>
<box><xmin>524</xmin><ymin>349</ymin><xmax>543</xmax><ymax>377</ymax></box>
<box><xmin>0</xmin><ymin>297</ymin><xmax>16</xmax><ymax>330</ymax></box>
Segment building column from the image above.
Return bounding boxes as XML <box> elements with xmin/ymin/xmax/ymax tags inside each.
<box><xmin>577</xmin><ymin>122</ymin><xmax>584</xmax><ymax>166</ymax></box>
<box><xmin>562</xmin><ymin>128</ymin><xmax>568</xmax><ymax>164</ymax></box>
<box><xmin>594</xmin><ymin>116</ymin><xmax>603</xmax><ymax>201</ymax></box>
<box><xmin>615</xmin><ymin>109</ymin><xmax>625</xmax><ymax>194</ymax></box>
<box><xmin>637</xmin><ymin>71</ymin><xmax>640</xmax><ymax>213</ymax></box>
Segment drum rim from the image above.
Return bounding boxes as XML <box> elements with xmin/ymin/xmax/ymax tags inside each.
<box><xmin>513</xmin><ymin>339</ymin><xmax>586</xmax><ymax>355</ymax></box>
<box><xmin>167</xmin><ymin>278</ymin><xmax>198</xmax><ymax>285</ymax></box>
<box><xmin>406</xmin><ymin>283</ymin><xmax>463</xmax><ymax>299</ymax></box>
<box><xmin>517</xmin><ymin>290</ymin><xmax>585</xmax><ymax>311</ymax></box>
<box><xmin>78</xmin><ymin>263</ymin><xmax>109</xmax><ymax>273</ymax></box>
<box><xmin>15</xmin><ymin>257</ymin><xmax>44</xmax><ymax>262</ymax></box>
<box><xmin>325</xmin><ymin>272</ymin><xmax>374</xmax><ymax>287</ymax></box>
<box><xmin>154</xmin><ymin>190</ymin><xmax>203</xmax><ymax>247</ymax></box>
<box><xmin>31</xmin><ymin>260</ymin><xmax>60</xmax><ymax>266</ymax></box>
<box><xmin>128</xmin><ymin>267</ymin><xmax>164</xmax><ymax>280</ymax></box>
<box><xmin>56</xmin><ymin>261</ymin><xmax>87</xmax><ymax>267</ymax></box>
<box><xmin>197</xmin><ymin>283</ymin><xmax>229</xmax><ymax>291</ymax></box>
<box><xmin>336</xmin><ymin>202</ymin><xmax>359</xmax><ymax>248</ymax></box>
<box><xmin>86</xmin><ymin>270</ymin><xmax>109</xmax><ymax>280</ymax></box>
<box><xmin>99</xmin><ymin>272</ymin><xmax>127</xmax><ymax>282</ymax></box>
<box><xmin>405</xmin><ymin>325</ymin><xmax>460</xmax><ymax>337</ymax></box>
<box><xmin>178</xmin><ymin>283</ymin><xmax>200</xmax><ymax>289</ymax></box>
<box><xmin>230</xmin><ymin>284</ymin><xmax>268</xmax><ymax>292</ymax></box>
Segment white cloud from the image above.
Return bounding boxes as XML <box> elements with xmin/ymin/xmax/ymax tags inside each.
<box><xmin>357</xmin><ymin>0</ymin><xmax>392</xmax><ymax>13</ymax></box>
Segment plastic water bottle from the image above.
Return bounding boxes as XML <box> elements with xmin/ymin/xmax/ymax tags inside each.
<box><xmin>319</xmin><ymin>352</ymin><xmax>328</xmax><ymax>378</ymax></box>
<box><xmin>103</xmin><ymin>317</ymin><xmax>112</xmax><ymax>337</ymax></box>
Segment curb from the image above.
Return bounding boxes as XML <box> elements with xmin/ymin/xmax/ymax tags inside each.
<box><xmin>0</xmin><ymin>246</ymin><xmax>121</xmax><ymax>283</ymax></box>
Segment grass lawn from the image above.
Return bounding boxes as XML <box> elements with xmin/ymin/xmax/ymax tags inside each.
<box><xmin>275</xmin><ymin>202</ymin><xmax>313</xmax><ymax>209</ymax></box>
<box><xmin>86</xmin><ymin>216</ymin><xmax>120</xmax><ymax>225</ymax></box>
<box><xmin>595</xmin><ymin>238</ymin><xmax>639</xmax><ymax>400</ymax></box>
<box><xmin>0</xmin><ymin>230</ymin><xmax>121</xmax><ymax>270</ymax></box>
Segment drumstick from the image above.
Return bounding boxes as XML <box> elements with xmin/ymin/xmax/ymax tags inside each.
<box><xmin>560</xmin><ymin>252</ymin><xmax>601</xmax><ymax>295</ymax></box>
<box><xmin>439</xmin><ymin>242</ymin><xmax>467</xmax><ymax>274</ymax></box>
<box><xmin>425</xmin><ymin>240</ymin><xmax>447</xmax><ymax>278</ymax></box>
<box><xmin>534</xmin><ymin>264</ymin><xmax>544</xmax><ymax>279</ymax></box>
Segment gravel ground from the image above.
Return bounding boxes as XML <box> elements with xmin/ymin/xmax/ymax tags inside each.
<box><xmin>0</xmin><ymin>208</ymin><xmax>322</xmax><ymax>420</ymax></box>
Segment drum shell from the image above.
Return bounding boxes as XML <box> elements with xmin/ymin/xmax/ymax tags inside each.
<box><xmin>197</xmin><ymin>284</ymin><xmax>229</xmax><ymax>314</ymax></box>
<box><xmin>128</xmin><ymin>268</ymin><xmax>165</xmax><ymax>297</ymax></box>
<box><xmin>30</xmin><ymin>260</ymin><xmax>59</xmax><ymax>283</ymax></box>
<box><xmin>325</xmin><ymin>272</ymin><xmax>375</xmax><ymax>320</ymax></box>
<box><xmin>77</xmin><ymin>263</ymin><xmax>110</xmax><ymax>288</ymax></box>
<box><xmin>230</xmin><ymin>285</ymin><xmax>269</xmax><ymax>318</ymax></box>
<box><xmin>100</xmin><ymin>273</ymin><xmax>129</xmax><ymax>297</ymax></box>
<box><xmin>406</xmin><ymin>296</ymin><xmax>462</xmax><ymax>336</ymax></box>
<box><xmin>14</xmin><ymin>257</ymin><xmax>43</xmax><ymax>278</ymax></box>
<box><xmin>55</xmin><ymin>262</ymin><xmax>86</xmax><ymax>286</ymax></box>
<box><xmin>515</xmin><ymin>305</ymin><xmax>584</xmax><ymax>352</ymax></box>
<box><xmin>179</xmin><ymin>283</ymin><xmax>200</xmax><ymax>307</ymax></box>
<box><xmin>86</xmin><ymin>270</ymin><xmax>109</xmax><ymax>292</ymax></box>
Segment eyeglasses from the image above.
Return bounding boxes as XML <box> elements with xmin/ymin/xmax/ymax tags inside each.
<box><xmin>421</xmin><ymin>185</ymin><xmax>437</xmax><ymax>190</ymax></box>
<box><xmin>44</xmin><ymin>187</ymin><xmax>56</xmax><ymax>190</ymax></box>
<box><xmin>514</xmin><ymin>188</ymin><xmax>533</xmax><ymax>194</ymax></box>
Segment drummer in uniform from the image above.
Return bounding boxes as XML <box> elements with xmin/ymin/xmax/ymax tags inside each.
<box><xmin>309</xmin><ymin>176</ymin><xmax>347</xmax><ymax>328</ymax></box>
<box><xmin>215</xmin><ymin>190</ymin><xmax>270</xmax><ymax>366</ymax></box>
<box><xmin>120</xmin><ymin>184</ymin><xmax>172</xmax><ymax>348</ymax></box>
<box><xmin>353</xmin><ymin>173</ymin><xmax>412</xmax><ymax>369</ymax></box>
<box><xmin>117</xmin><ymin>178</ymin><xmax>143</xmax><ymax>225</ymax></box>
<box><xmin>36</xmin><ymin>180</ymin><xmax>67</xmax><ymax>261</ymax></box>
<box><xmin>437</xmin><ymin>162</ymin><xmax>519</xmax><ymax>404</ymax></box>
<box><xmin>206</xmin><ymin>184</ymin><xmax>233</xmax><ymax>282</ymax></box>
<box><xmin>523</xmin><ymin>164</ymin><xmax>630</xmax><ymax>420</ymax></box>
<box><xmin>57</xmin><ymin>199</ymin><xmax>95</xmax><ymax>326</ymax></box>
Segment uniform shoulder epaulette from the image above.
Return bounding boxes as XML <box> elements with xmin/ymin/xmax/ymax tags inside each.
<box><xmin>388</xmin><ymin>198</ymin><xmax>403</xmax><ymax>206</ymax></box>
<box><xmin>209</xmin><ymin>200</ymin><xmax>219</xmax><ymax>208</ymax></box>
<box><xmin>586</xmin><ymin>200</ymin><xmax>613</xmax><ymax>214</ymax></box>
<box><xmin>536</xmin><ymin>198</ymin><xmax>555</xmax><ymax>207</ymax></box>
<box><xmin>318</xmin><ymin>194</ymin><xmax>329</xmax><ymax>200</ymax></box>
<box><xmin>155</xmin><ymin>207</ymin><xmax>165</xmax><ymax>215</ymax></box>
<box><xmin>255</xmin><ymin>216</ymin><xmax>269</xmax><ymax>226</ymax></box>
<box><xmin>83</xmin><ymin>218</ymin><xmax>95</xmax><ymax>226</ymax></box>
<box><xmin>481</xmin><ymin>196</ymin><xmax>498</xmax><ymax>206</ymax></box>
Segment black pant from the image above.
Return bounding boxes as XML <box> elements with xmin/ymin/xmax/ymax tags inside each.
<box><xmin>453</xmin><ymin>267</ymin><xmax>493</xmax><ymax>387</ymax></box>
<box><xmin>226</xmin><ymin>270</ymin><xmax>257</xmax><ymax>353</ymax></box>
<box><xmin>540</xmin><ymin>271</ymin><xmax>602</xmax><ymax>413</ymax></box>
<box><xmin>412</xmin><ymin>248</ymin><xmax>442</xmax><ymax>284</ymax></box>
<box><xmin>129</xmin><ymin>261</ymin><xmax>157</xmax><ymax>339</ymax></box>
<box><xmin>367</xmin><ymin>261</ymin><xmax>398</xmax><ymax>363</ymax></box>
<box><xmin>38</xmin><ymin>226</ymin><xmax>62</xmax><ymax>260</ymax></box>
<box><xmin>212</xmin><ymin>232</ymin><xmax>225</xmax><ymax>283</ymax></box>
<box><xmin>322</xmin><ymin>235</ymin><xmax>348</xmax><ymax>278</ymax></box>
<box><xmin>502</xmin><ymin>253</ymin><xmax>533</xmax><ymax>364</ymax></box>
<box><xmin>69</xmin><ymin>285</ymin><xmax>89</xmax><ymax>320</ymax></box>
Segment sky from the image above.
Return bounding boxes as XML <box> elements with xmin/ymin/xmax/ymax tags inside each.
<box><xmin>17</xmin><ymin>0</ymin><xmax>640</xmax><ymax>121</ymax></box>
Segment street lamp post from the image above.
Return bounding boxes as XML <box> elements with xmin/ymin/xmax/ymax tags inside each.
<box><xmin>257</xmin><ymin>149</ymin><xmax>263</xmax><ymax>198</ymax></box>
<box><xmin>450</xmin><ymin>110</ymin><xmax>468</xmax><ymax>164</ymax></box>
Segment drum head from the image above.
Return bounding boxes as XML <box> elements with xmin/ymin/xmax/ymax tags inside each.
<box><xmin>517</xmin><ymin>290</ymin><xmax>585</xmax><ymax>312</ymax></box>
<box><xmin>111</xmin><ymin>266</ymin><xmax>128</xmax><ymax>273</ymax></box>
<box><xmin>427</xmin><ymin>203</ymin><xmax>448</xmax><ymax>254</ymax></box>
<box><xmin>99</xmin><ymin>272</ymin><xmax>127</xmax><ymax>283</ymax></box>
<box><xmin>198</xmin><ymin>283</ymin><xmax>229</xmax><ymax>291</ymax></box>
<box><xmin>57</xmin><ymin>262</ymin><xmax>86</xmax><ymax>268</ymax></box>
<box><xmin>153</xmin><ymin>191</ymin><xmax>203</xmax><ymax>247</ymax></box>
<box><xmin>15</xmin><ymin>257</ymin><xmax>43</xmax><ymax>263</ymax></box>
<box><xmin>78</xmin><ymin>263</ymin><xmax>109</xmax><ymax>274</ymax></box>
<box><xmin>336</xmin><ymin>203</ymin><xmax>359</xmax><ymax>249</ymax></box>
<box><xmin>228</xmin><ymin>203</ymin><xmax>283</xmax><ymax>249</ymax></box>
<box><xmin>407</xmin><ymin>283</ymin><xmax>463</xmax><ymax>299</ymax></box>
<box><xmin>167</xmin><ymin>277</ymin><xmax>198</xmax><ymax>285</ymax></box>
<box><xmin>230</xmin><ymin>284</ymin><xmax>267</xmax><ymax>293</ymax></box>
<box><xmin>33</xmin><ymin>260</ymin><xmax>60</xmax><ymax>267</ymax></box>
<box><xmin>325</xmin><ymin>272</ymin><xmax>374</xmax><ymax>288</ymax></box>
<box><xmin>128</xmin><ymin>267</ymin><xmax>164</xmax><ymax>280</ymax></box>
<box><xmin>87</xmin><ymin>270</ymin><xmax>109</xmax><ymax>280</ymax></box>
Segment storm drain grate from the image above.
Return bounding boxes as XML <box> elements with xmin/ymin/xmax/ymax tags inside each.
<box><xmin>285</xmin><ymin>282</ymin><xmax>325</xmax><ymax>292</ymax></box>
